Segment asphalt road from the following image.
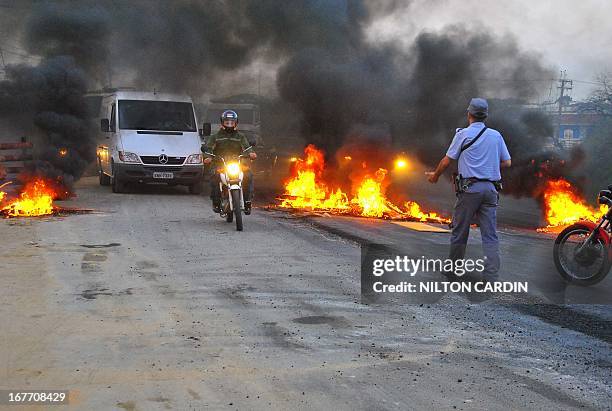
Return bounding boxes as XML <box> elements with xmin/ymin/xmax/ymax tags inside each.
<box><xmin>1</xmin><ymin>176</ymin><xmax>610</xmax><ymax>410</ymax></box>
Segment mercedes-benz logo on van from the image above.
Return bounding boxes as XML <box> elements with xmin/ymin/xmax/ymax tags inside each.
<box><xmin>158</xmin><ymin>154</ymin><xmax>168</xmax><ymax>164</ymax></box>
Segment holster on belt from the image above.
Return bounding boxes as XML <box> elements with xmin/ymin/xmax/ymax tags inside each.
<box><xmin>453</xmin><ymin>173</ymin><xmax>470</xmax><ymax>194</ymax></box>
<box><xmin>453</xmin><ymin>173</ymin><xmax>503</xmax><ymax>194</ymax></box>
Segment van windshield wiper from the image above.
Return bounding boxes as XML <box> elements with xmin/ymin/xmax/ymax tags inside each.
<box><xmin>136</xmin><ymin>130</ymin><xmax>184</xmax><ymax>135</ymax></box>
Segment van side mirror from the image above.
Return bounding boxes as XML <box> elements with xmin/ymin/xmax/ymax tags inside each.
<box><xmin>100</xmin><ymin>118</ymin><xmax>110</xmax><ymax>132</ymax></box>
<box><xmin>200</xmin><ymin>123</ymin><xmax>211</xmax><ymax>137</ymax></box>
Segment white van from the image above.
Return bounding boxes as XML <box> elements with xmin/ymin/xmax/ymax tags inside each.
<box><xmin>97</xmin><ymin>91</ymin><xmax>209</xmax><ymax>194</ymax></box>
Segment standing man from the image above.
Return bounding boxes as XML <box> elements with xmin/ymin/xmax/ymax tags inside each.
<box><xmin>428</xmin><ymin>98</ymin><xmax>511</xmax><ymax>282</ymax></box>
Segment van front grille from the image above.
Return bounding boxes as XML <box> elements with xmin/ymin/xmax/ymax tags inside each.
<box><xmin>143</xmin><ymin>166</ymin><xmax>184</xmax><ymax>172</ymax></box>
<box><xmin>140</xmin><ymin>156</ymin><xmax>185</xmax><ymax>165</ymax></box>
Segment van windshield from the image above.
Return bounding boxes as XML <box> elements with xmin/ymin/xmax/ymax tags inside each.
<box><xmin>119</xmin><ymin>100</ymin><xmax>196</xmax><ymax>132</ymax></box>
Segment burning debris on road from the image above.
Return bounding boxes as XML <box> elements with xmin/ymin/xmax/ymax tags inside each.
<box><xmin>538</xmin><ymin>178</ymin><xmax>609</xmax><ymax>231</ymax></box>
<box><xmin>273</xmin><ymin>145</ymin><xmax>609</xmax><ymax>232</ymax></box>
<box><xmin>275</xmin><ymin>144</ymin><xmax>449</xmax><ymax>224</ymax></box>
<box><xmin>0</xmin><ymin>177</ymin><xmax>71</xmax><ymax>218</ymax></box>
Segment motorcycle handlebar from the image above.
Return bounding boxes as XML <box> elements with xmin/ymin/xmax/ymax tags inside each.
<box><xmin>204</xmin><ymin>147</ymin><xmax>254</xmax><ymax>163</ymax></box>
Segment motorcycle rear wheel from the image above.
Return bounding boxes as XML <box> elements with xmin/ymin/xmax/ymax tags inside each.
<box><xmin>553</xmin><ymin>223</ymin><xmax>611</xmax><ymax>286</ymax></box>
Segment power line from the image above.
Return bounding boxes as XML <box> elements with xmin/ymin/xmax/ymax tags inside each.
<box><xmin>475</xmin><ymin>78</ymin><xmax>608</xmax><ymax>85</ymax></box>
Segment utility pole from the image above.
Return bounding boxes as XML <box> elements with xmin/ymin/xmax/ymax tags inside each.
<box><xmin>556</xmin><ymin>70</ymin><xmax>573</xmax><ymax>147</ymax></box>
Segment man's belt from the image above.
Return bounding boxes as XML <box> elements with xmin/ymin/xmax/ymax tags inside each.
<box><xmin>454</xmin><ymin>174</ymin><xmax>503</xmax><ymax>193</ymax></box>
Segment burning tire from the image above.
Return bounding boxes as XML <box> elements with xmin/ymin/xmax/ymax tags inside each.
<box><xmin>553</xmin><ymin>223</ymin><xmax>611</xmax><ymax>286</ymax></box>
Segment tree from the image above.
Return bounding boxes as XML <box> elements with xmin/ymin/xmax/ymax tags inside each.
<box><xmin>580</xmin><ymin>73</ymin><xmax>612</xmax><ymax>115</ymax></box>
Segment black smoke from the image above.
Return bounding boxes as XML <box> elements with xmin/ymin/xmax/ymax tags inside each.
<box><xmin>0</xmin><ymin>2</ymin><xmax>109</xmax><ymax>189</ymax></box>
<box><xmin>0</xmin><ymin>56</ymin><xmax>97</xmax><ymax>189</ymax></box>
<box><xmin>0</xmin><ymin>0</ymin><xmax>577</xmax><ymax>199</ymax></box>
<box><xmin>393</xmin><ymin>29</ymin><xmax>567</xmax><ymax>198</ymax></box>
<box><xmin>277</xmin><ymin>26</ymin><xmax>568</xmax><ymax>197</ymax></box>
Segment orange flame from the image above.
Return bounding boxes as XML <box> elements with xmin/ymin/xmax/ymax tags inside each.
<box><xmin>403</xmin><ymin>201</ymin><xmax>446</xmax><ymax>222</ymax></box>
<box><xmin>1</xmin><ymin>178</ymin><xmax>62</xmax><ymax>217</ymax></box>
<box><xmin>354</xmin><ymin>169</ymin><xmax>389</xmax><ymax>217</ymax></box>
<box><xmin>278</xmin><ymin>145</ymin><xmax>449</xmax><ymax>223</ymax></box>
<box><xmin>541</xmin><ymin>179</ymin><xmax>607</xmax><ymax>228</ymax></box>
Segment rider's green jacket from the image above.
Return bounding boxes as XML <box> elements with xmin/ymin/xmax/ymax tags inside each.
<box><xmin>203</xmin><ymin>128</ymin><xmax>254</xmax><ymax>160</ymax></box>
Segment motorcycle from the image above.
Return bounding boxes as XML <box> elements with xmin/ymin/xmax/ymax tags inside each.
<box><xmin>204</xmin><ymin>147</ymin><xmax>253</xmax><ymax>231</ymax></box>
<box><xmin>553</xmin><ymin>185</ymin><xmax>612</xmax><ymax>285</ymax></box>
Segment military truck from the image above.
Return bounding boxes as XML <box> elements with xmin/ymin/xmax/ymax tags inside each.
<box><xmin>205</xmin><ymin>94</ymin><xmax>262</xmax><ymax>147</ymax></box>
<box><xmin>204</xmin><ymin>94</ymin><xmax>280</xmax><ymax>178</ymax></box>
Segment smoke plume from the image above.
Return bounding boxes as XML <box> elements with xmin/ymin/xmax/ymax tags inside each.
<box><xmin>0</xmin><ymin>0</ymin><xmax>578</xmax><ymax>199</ymax></box>
<box><xmin>0</xmin><ymin>2</ymin><xmax>108</xmax><ymax>188</ymax></box>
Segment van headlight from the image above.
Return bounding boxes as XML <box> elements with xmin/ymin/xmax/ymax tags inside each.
<box><xmin>118</xmin><ymin>151</ymin><xmax>140</xmax><ymax>163</ymax></box>
<box><xmin>226</xmin><ymin>162</ymin><xmax>240</xmax><ymax>177</ymax></box>
<box><xmin>186</xmin><ymin>154</ymin><xmax>203</xmax><ymax>164</ymax></box>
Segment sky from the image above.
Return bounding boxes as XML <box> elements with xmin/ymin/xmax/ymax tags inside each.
<box><xmin>368</xmin><ymin>0</ymin><xmax>612</xmax><ymax>100</ymax></box>
<box><xmin>0</xmin><ymin>0</ymin><xmax>610</xmax><ymax>100</ymax></box>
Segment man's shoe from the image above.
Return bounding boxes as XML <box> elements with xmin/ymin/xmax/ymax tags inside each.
<box><xmin>244</xmin><ymin>201</ymin><xmax>252</xmax><ymax>215</ymax></box>
<box><xmin>212</xmin><ymin>204</ymin><xmax>221</xmax><ymax>213</ymax></box>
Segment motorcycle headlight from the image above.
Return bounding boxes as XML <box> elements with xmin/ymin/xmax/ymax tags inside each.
<box><xmin>118</xmin><ymin>151</ymin><xmax>140</xmax><ymax>163</ymax></box>
<box><xmin>226</xmin><ymin>162</ymin><xmax>240</xmax><ymax>177</ymax></box>
<box><xmin>186</xmin><ymin>154</ymin><xmax>203</xmax><ymax>164</ymax></box>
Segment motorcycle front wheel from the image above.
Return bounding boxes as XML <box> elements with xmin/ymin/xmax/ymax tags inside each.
<box><xmin>231</xmin><ymin>189</ymin><xmax>243</xmax><ymax>231</ymax></box>
<box><xmin>553</xmin><ymin>223</ymin><xmax>611</xmax><ymax>286</ymax></box>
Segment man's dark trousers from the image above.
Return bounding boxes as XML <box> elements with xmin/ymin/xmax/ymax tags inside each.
<box><xmin>450</xmin><ymin>181</ymin><xmax>500</xmax><ymax>280</ymax></box>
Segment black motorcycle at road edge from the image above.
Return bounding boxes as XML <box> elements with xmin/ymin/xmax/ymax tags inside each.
<box><xmin>553</xmin><ymin>186</ymin><xmax>612</xmax><ymax>285</ymax></box>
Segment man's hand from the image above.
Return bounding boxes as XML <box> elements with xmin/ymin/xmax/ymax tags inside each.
<box><xmin>426</xmin><ymin>172</ymin><xmax>439</xmax><ymax>184</ymax></box>
<box><xmin>427</xmin><ymin>156</ymin><xmax>452</xmax><ymax>184</ymax></box>
<box><xmin>203</xmin><ymin>157</ymin><xmax>212</xmax><ymax>164</ymax></box>
<box><xmin>249</xmin><ymin>152</ymin><xmax>257</xmax><ymax>160</ymax></box>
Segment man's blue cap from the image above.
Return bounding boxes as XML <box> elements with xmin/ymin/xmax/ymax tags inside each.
<box><xmin>467</xmin><ymin>98</ymin><xmax>488</xmax><ymax>117</ymax></box>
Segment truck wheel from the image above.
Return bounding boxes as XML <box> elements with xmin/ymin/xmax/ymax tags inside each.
<box><xmin>98</xmin><ymin>158</ymin><xmax>111</xmax><ymax>186</ymax></box>
<box><xmin>111</xmin><ymin>165</ymin><xmax>127</xmax><ymax>193</ymax></box>
<box><xmin>231</xmin><ymin>189</ymin><xmax>243</xmax><ymax>231</ymax></box>
<box><xmin>99</xmin><ymin>170</ymin><xmax>111</xmax><ymax>186</ymax></box>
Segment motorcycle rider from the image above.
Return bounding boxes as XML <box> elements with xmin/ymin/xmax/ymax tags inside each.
<box><xmin>202</xmin><ymin>110</ymin><xmax>257</xmax><ymax>214</ymax></box>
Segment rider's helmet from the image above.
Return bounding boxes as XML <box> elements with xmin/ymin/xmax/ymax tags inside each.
<box><xmin>220</xmin><ymin>110</ymin><xmax>238</xmax><ymax>131</ymax></box>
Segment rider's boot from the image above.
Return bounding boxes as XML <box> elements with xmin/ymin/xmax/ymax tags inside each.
<box><xmin>244</xmin><ymin>201</ymin><xmax>252</xmax><ymax>215</ymax></box>
<box><xmin>212</xmin><ymin>198</ymin><xmax>221</xmax><ymax>214</ymax></box>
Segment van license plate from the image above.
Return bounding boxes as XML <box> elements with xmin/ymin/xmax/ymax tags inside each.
<box><xmin>153</xmin><ymin>172</ymin><xmax>174</xmax><ymax>179</ymax></box>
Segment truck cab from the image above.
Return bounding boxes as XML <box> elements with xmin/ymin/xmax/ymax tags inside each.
<box><xmin>203</xmin><ymin>94</ymin><xmax>284</xmax><ymax>178</ymax></box>
<box><xmin>97</xmin><ymin>91</ymin><xmax>204</xmax><ymax>194</ymax></box>
<box><xmin>206</xmin><ymin>96</ymin><xmax>262</xmax><ymax>147</ymax></box>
